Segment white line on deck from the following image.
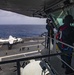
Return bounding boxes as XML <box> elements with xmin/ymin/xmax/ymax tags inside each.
<box><xmin>21</xmin><ymin>44</ymin><xmax>41</xmax><ymax>48</ymax></box>
<box><xmin>24</xmin><ymin>40</ymin><xmax>44</xmax><ymax>43</ymax></box>
<box><xmin>0</xmin><ymin>50</ymin><xmax>41</xmax><ymax>60</ymax></box>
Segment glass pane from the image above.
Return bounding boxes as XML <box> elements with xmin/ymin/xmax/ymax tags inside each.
<box><xmin>51</xmin><ymin>10</ymin><xmax>67</xmax><ymax>28</ymax></box>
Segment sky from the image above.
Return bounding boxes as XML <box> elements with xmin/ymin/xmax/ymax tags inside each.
<box><xmin>0</xmin><ymin>9</ymin><xmax>46</xmax><ymax>25</ymax></box>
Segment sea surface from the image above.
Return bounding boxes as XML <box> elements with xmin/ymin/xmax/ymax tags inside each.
<box><xmin>0</xmin><ymin>25</ymin><xmax>47</xmax><ymax>38</ymax></box>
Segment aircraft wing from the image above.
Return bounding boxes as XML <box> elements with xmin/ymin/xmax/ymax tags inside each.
<box><xmin>0</xmin><ymin>39</ymin><xmax>8</xmax><ymax>43</ymax></box>
<box><xmin>0</xmin><ymin>36</ymin><xmax>23</xmax><ymax>45</ymax></box>
<box><xmin>0</xmin><ymin>39</ymin><xmax>9</xmax><ymax>44</ymax></box>
<box><xmin>0</xmin><ymin>39</ymin><xmax>8</xmax><ymax>42</ymax></box>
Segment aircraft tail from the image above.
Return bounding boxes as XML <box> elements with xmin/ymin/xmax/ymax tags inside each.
<box><xmin>8</xmin><ymin>35</ymin><xmax>16</xmax><ymax>44</ymax></box>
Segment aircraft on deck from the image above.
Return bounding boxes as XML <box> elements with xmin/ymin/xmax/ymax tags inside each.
<box><xmin>0</xmin><ymin>35</ymin><xmax>23</xmax><ymax>49</ymax></box>
<box><xmin>0</xmin><ymin>35</ymin><xmax>23</xmax><ymax>44</ymax></box>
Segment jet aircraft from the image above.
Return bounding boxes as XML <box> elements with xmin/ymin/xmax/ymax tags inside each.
<box><xmin>0</xmin><ymin>35</ymin><xmax>23</xmax><ymax>49</ymax></box>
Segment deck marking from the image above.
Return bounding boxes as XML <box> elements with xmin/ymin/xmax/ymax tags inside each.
<box><xmin>0</xmin><ymin>50</ymin><xmax>41</xmax><ymax>60</ymax></box>
<box><xmin>21</xmin><ymin>44</ymin><xmax>41</xmax><ymax>48</ymax></box>
<box><xmin>24</xmin><ymin>40</ymin><xmax>44</xmax><ymax>43</ymax></box>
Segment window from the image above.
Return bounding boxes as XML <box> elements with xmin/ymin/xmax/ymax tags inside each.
<box><xmin>51</xmin><ymin>10</ymin><xmax>67</xmax><ymax>28</ymax></box>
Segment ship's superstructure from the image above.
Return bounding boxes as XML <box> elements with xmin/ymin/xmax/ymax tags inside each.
<box><xmin>0</xmin><ymin>0</ymin><xmax>74</xmax><ymax>75</ymax></box>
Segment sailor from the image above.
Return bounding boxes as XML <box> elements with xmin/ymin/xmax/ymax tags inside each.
<box><xmin>46</xmin><ymin>18</ymin><xmax>54</xmax><ymax>48</ymax></box>
<box><xmin>56</xmin><ymin>15</ymin><xmax>74</xmax><ymax>74</ymax></box>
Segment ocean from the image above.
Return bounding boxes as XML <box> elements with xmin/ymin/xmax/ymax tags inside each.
<box><xmin>0</xmin><ymin>25</ymin><xmax>47</xmax><ymax>38</ymax></box>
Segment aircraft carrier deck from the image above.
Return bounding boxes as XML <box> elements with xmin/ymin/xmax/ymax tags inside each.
<box><xmin>0</xmin><ymin>36</ymin><xmax>74</xmax><ymax>75</ymax></box>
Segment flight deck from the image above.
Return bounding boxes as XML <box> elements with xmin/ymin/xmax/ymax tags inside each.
<box><xmin>0</xmin><ymin>37</ymin><xmax>74</xmax><ymax>75</ymax></box>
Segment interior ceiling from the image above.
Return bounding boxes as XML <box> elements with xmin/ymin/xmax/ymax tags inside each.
<box><xmin>0</xmin><ymin>0</ymin><xmax>74</xmax><ymax>17</ymax></box>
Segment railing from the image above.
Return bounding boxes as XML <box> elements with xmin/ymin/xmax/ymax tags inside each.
<box><xmin>0</xmin><ymin>31</ymin><xmax>62</xmax><ymax>75</ymax></box>
<box><xmin>46</xmin><ymin>32</ymin><xmax>74</xmax><ymax>72</ymax></box>
<box><xmin>41</xmin><ymin>31</ymin><xmax>74</xmax><ymax>73</ymax></box>
<box><xmin>0</xmin><ymin>32</ymin><xmax>74</xmax><ymax>75</ymax></box>
<box><xmin>0</xmin><ymin>52</ymin><xmax>62</xmax><ymax>75</ymax></box>
<box><xmin>40</xmin><ymin>32</ymin><xmax>48</xmax><ymax>48</ymax></box>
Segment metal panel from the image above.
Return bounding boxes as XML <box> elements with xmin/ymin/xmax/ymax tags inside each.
<box><xmin>0</xmin><ymin>0</ymin><xmax>61</xmax><ymax>16</ymax></box>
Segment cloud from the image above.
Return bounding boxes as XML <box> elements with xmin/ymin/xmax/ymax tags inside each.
<box><xmin>0</xmin><ymin>9</ymin><xmax>46</xmax><ymax>25</ymax></box>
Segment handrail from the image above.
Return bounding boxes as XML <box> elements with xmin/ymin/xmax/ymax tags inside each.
<box><xmin>0</xmin><ymin>32</ymin><xmax>74</xmax><ymax>75</ymax></box>
<box><xmin>48</xmin><ymin>36</ymin><xmax>74</xmax><ymax>49</ymax></box>
<box><xmin>43</xmin><ymin>32</ymin><xmax>74</xmax><ymax>50</ymax></box>
<box><xmin>57</xmin><ymin>56</ymin><xmax>74</xmax><ymax>71</ymax></box>
<box><xmin>47</xmin><ymin>35</ymin><xmax>74</xmax><ymax>71</ymax></box>
<box><xmin>39</xmin><ymin>31</ymin><xmax>74</xmax><ymax>52</ymax></box>
<box><xmin>0</xmin><ymin>52</ymin><xmax>62</xmax><ymax>64</ymax></box>
<box><xmin>40</xmin><ymin>32</ymin><xmax>48</xmax><ymax>48</ymax></box>
<box><xmin>0</xmin><ymin>52</ymin><xmax>62</xmax><ymax>75</ymax></box>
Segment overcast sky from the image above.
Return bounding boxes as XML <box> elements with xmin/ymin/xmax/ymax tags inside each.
<box><xmin>0</xmin><ymin>9</ymin><xmax>46</xmax><ymax>25</ymax></box>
